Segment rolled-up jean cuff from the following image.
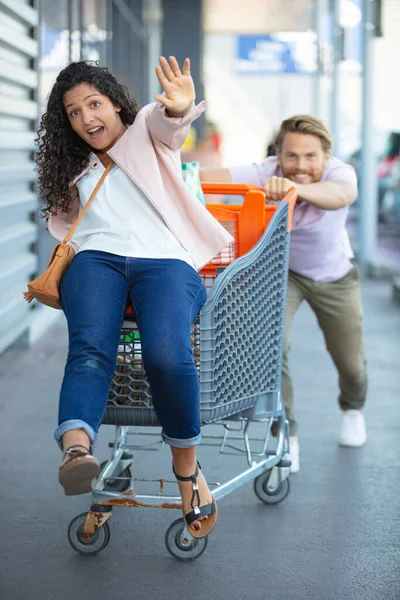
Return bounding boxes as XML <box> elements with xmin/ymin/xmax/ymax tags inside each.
<box><xmin>54</xmin><ymin>420</ymin><xmax>96</xmax><ymax>450</ymax></box>
<box><xmin>161</xmin><ymin>430</ymin><xmax>202</xmax><ymax>448</ymax></box>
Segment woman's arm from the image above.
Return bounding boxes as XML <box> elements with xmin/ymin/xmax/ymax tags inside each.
<box><xmin>154</xmin><ymin>56</ymin><xmax>195</xmax><ymax>118</ymax></box>
<box><xmin>146</xmin><ymin>56</ymin><xmax>204</xmax><ymax>151</ymax></box>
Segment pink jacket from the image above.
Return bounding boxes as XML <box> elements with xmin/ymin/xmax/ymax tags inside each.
<box><xmin>48</xmin><ymin>101</ymin><xmax>233</xmax><ymax>270</ymax></box>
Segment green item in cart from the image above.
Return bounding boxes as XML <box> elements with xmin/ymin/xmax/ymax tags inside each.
<box><xmin>182</xmin><ymin>161</ymin><xmax>205</xmax><ymax>205</ymax></box>
<box><xmin>122</xmin><ymin>331</ymin><xmax>140</xmax><ymax>343</ymax></box>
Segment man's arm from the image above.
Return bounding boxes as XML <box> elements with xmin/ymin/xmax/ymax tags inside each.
<box><xmin>295</xmin><ymin>180</ymin><xmax>357</xmax><ymax>210</ymax></box>
<box><xmin>264</xmin><ymin>177</ymin><xmax>357</xmax><ymax>210</ymax></box>
<box><xmin>200</xmin><ymin>168</ymin><xmax>232</xmax><ymax>183</ymax></box>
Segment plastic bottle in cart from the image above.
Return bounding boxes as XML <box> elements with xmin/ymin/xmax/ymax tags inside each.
<box><xmin>118</xmin><ymin>330</ymin><xmax>141</xmax><ymax>356</ymax></box>
<box><xmin>182</xmin><ymin>161</ymin><xmax>205</xmax><ymax>205</ymax></box>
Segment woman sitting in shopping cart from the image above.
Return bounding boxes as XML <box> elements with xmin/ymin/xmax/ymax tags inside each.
<box><xmin>34</xmin><ymin>56</ymin><xmax>231</xmax><ymax>539</ymax></box>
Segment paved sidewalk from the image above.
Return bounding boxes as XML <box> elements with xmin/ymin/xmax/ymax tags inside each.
<box><xmin>0</xmin><ymin>278</ymin><xmax>399</xmax><ymax>600</ymax></box>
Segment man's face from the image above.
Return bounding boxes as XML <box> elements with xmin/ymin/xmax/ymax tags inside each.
<box><xmin>276</xmin><ymin>132</ymin><xmax>330</xmax><ymax>185</ymax></box>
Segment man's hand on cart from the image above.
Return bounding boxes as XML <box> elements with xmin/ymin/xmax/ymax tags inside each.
<box><xmin>264</xmin><ymin>176</ymin><xmax>296</xmax><ymax>202</ymax></box>
<box><xmin>154</xmin><ymin>56</ymin><xmax>195</xmax><ymax>118</ymax></box>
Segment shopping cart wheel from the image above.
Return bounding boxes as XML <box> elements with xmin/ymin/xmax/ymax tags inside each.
<box><xmin>67</xmin><ymin>512</ymin><xmax>111</xmax><ymax>556</ymax></box>
<box><xmin>254</xmin><ymin>470</ymin><xmax>290</xmax><ymax>505</ymax></box>
<box><xmin>99</xmin><ymin>461</ymin><xmax>132</xmax><ymax>492</ymax></box>
<box><xmin>165</xmin><ymin>518</ymin><xmax>208</xmax><ymax>561</ymax></box>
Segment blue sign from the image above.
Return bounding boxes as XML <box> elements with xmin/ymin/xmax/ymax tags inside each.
<box><xmin>236</xmin><ymin>34</ymin><xmax>317</xmax><ymax>75</ymax></box>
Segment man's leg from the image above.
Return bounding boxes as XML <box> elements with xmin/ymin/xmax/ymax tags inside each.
<box><xmin>281</xmin><ymin>271</ymin><xmax>307</xmax><ymax>436</ymax></box>
<box><xmin>308</xmin><ymin>266</ymin><xmax>367</xmax><ymax>443</ymax></box>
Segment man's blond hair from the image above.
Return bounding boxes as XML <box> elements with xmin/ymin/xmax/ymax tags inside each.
<box><xmin>275</xmin><ymin>115</ymin><xmax>332</xmax><ymax>153</ymax></box>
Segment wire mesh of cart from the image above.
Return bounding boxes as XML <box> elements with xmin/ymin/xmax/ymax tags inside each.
<box><xmin>67</xmin><ymin>184</ymin><xmax>297</xmax><ymax>561</ymax></box>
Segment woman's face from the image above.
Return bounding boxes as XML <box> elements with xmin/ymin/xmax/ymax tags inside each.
<box><xmin>63</xmin><ymin>83</ymin><xmax>126</xmax><ymax>152</ymax></box>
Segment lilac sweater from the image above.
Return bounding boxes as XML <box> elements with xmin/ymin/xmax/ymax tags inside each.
<box><xmin>230</xmin><ymin>157</ymin><xmax>357</xmax><ymax>282</ymax></box>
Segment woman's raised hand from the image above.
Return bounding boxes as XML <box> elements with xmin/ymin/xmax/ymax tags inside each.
<box><xmin>154</xmin><ymin>56</ymin><xmax>195</xmax><ymax>117</ymax></box>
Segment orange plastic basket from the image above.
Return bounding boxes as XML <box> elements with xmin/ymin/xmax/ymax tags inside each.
<box><xmin>201</xmin><ymin>184</ymin><xmax>296</xmax><ymax>288</ymax></box>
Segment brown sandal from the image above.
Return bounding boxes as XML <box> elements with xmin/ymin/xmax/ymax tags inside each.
<box><xmin>58</xmin><ymin>444</ymin><xmax>100</xmax><ymax>496</ymax></box>
<box><xmin>173</xmin><ymin>461</ymin><xmax>218</xmax><ymax>539</ymax></box>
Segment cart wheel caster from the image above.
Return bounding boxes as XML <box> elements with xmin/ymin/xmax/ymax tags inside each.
<box><xmin>67</xmin><ymin>512</ymin><xmax>111</xmax><ymax>556</ymax></box>
<box><xmin>99</xmin><ymin>461</ymin><xmax>132</xmax><ymax>492</ymax></box>
<box><xmin>254</xmin><ymin>470</ymin><xmax>290</xmax><ymax>505</ymax></box>
<box><xmin>164</xmin><ymin>518</ymin><xmax>208</xmax><ymax>561</ymax></box>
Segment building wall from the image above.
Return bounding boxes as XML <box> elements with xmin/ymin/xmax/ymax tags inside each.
<box><xmin>162</xmin><ymin>0</ymin><xmax>204</xmax><ymax>138</ymax></box>
<box><xmin>0</xmin><ymin>0</ymin><xmax>39</xmax><ymax>353</ymax></box>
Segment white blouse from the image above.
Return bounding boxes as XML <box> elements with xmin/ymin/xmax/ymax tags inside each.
<box><xmin>72</xmin><ymin>155</ymin><xmax>194</xmax><ymax>268</ymax></box>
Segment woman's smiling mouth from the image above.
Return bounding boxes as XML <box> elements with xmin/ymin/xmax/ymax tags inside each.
<box><xmin>87</xmin><ymin>126</ymin><xmax>104</xmax><ymax>139</ymax></box>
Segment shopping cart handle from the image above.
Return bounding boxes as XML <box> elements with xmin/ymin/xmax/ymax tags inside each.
<box><xmin>201</xmin><ymin>183</ymin><xmax>297</xmax><ymax>231</ymax></box>
<box><xmin>201</xmin><ymin>183</ymin><xmax>264</xmax><ymax>195</ymax></box>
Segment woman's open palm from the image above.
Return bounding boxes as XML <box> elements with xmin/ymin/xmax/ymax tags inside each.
<box><xmin>154</xmin><ymin>56</ymin><xmax>195</xmax><ymax>117</ymax></box>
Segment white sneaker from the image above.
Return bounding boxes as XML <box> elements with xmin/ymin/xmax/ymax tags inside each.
<box><xmin>339</xmin><ymin>410</ymin><xmax>367</xmax><ymax>447</ymax></box>
<box><xmin>286</xmin><ymin>436</ymin><xmax>300</xmax><ymax>473</ymax></box>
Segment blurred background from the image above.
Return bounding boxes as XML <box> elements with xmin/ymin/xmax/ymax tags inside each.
<box><xmin>0</xmin><ymin>0</ymin><xmax>399</xmax><ymax>355</ymax></box>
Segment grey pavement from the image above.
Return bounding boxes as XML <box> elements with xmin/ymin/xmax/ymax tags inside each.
<box><xmin>0</xmin><ymin>278</ymin><xmax>399</xmax><ymax>600</ymax></box>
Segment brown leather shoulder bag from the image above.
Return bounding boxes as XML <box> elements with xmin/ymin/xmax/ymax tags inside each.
<box><xmin>23</xmin><ymin>162</ymin><xmax>113</xmax><ymax>310</ymax></box>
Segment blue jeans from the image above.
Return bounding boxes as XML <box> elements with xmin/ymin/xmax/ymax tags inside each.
<box><xmin>55</xmin><ymin>251</ymin><xmax>207</xmax><ymax>449</ymax></box>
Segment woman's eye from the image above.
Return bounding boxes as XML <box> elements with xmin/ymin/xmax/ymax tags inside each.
<box><xmin>92</xmin><ymin>101</ymin><xmax>100</xmax><ymax>107</ymax></box>
<box><xmin>70</xmin><ymin>110</ymin><xmax>78</xmax><ymax>117</ymax></box>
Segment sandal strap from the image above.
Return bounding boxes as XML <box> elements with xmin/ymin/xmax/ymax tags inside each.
<box><xmin>63</xmin><ymin>444</ymin><xmax>90</xmax><ymax>458</ymax></box>
<box><xmin>172</xmin><ymin>461</ymin><xmax>200</xmax><ymax>483</ymax></box>
<box><xmin>185</xmin><ymin>501</ymin><xmax>216</xmax><ymax>526</ymax></box>
<box><xmin>173</xmin><ymin>461</ymin><xmax>205</xmax><ymax>512</ymax></box>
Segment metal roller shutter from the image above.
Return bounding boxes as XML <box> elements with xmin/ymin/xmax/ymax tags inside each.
<box><xmin>0</xmin><ymin>0</ymin><xmax>39</xmax><ymax>353</ymax></box>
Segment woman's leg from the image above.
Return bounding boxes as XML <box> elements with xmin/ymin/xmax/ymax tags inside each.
<box><xmin>129</xmin><ymin>258</ymin><xmax>215</xmax><ymax>535</ymax></box>
<box><xmin>56</xmin><ymin>251</ymin><xmax>128</xmax><ymax>470</ymax></box>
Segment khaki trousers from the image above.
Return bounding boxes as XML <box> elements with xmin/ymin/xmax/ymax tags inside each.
<box><xmin>281</xmin><ymin>266</ymin><xmax>367</xmax><ymax>435</ymax></box>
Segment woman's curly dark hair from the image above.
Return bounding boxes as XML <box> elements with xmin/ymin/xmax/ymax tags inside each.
<box><xmin>36</xmin><ymin>61</ymin><xmax>140</xmax><ymax>219</ymax></box>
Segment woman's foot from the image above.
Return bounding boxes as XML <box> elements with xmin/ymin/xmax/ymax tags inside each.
<box><xmin>58</xmin><ymin>444</ymin><xmax>100</xmax><ymax>496</ymax></box>
<box><xmin>173</xmin><ymin>461</ymin><xmax>217</xmax><ymax>539</ymax></box>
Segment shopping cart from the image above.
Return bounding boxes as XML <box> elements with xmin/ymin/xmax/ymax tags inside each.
<box><xmin>67</xmin><ymin>184</ymin><xmax>297</xmax><ymax>561</ymax></box>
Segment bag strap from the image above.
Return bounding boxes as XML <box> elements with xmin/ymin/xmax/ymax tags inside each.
<box><xmin>62</xmin><ymin>160</ymin><xmax>114</xmax><ymax>245</ymax></box>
